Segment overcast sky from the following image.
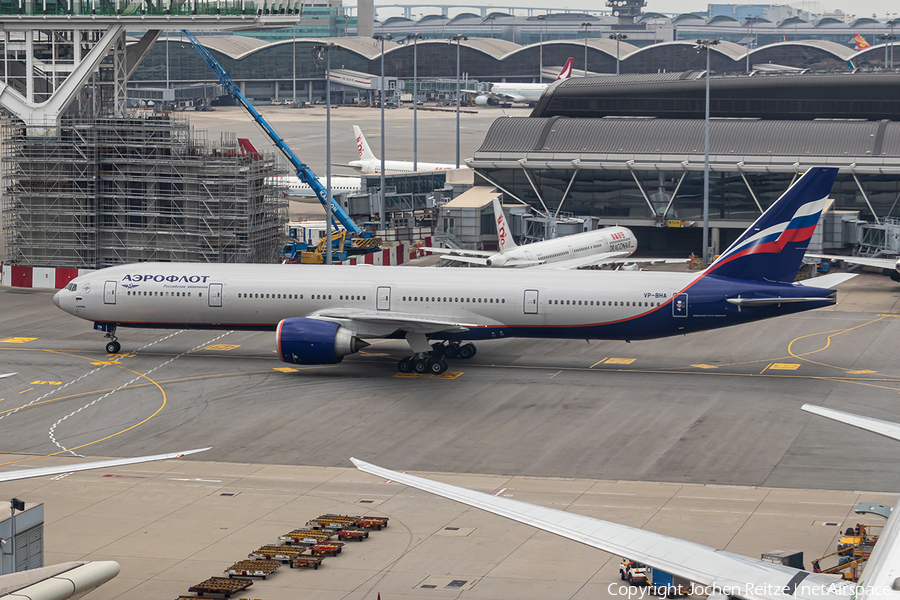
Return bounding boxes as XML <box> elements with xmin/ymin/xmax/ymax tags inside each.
<box><xmin>361</xmin><ymin>1</ymin><xmax>899</xmax><ymax>22</ymax></box>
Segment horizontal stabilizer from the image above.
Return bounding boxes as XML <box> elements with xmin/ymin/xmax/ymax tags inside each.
<box><xmin>802</xmin><ymin>404</ymin><xmax>900</xmax><ymax>443</ymax></box>
<box><xmin>726</xmin><ymin>296</ymin><xmax>834</xmax><ymax>306</ymax></box>
<box><xmin>796</xmin><ymin>273</ymin><xmax>857</xmax><ymax>288</ymax></box>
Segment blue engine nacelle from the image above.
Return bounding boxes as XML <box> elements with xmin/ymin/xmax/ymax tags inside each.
<box><xmin>276</xmin><ymin>318</ymin><xmax>369</xmax><ymax>365</ymax></box>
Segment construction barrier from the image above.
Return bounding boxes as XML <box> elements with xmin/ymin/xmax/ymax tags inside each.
<box><xmin>1</xmin><ymin>264</ymin><xmax>93</xmax><ymax>289</ymax></box>
<box><xmin>334</xmin><ymin>238</ymin><xmax>432</xmax><ymax>266</ymax></box>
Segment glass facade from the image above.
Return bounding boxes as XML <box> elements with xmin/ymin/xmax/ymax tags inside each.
<box><xmin>481</xmin><ymin>168</ymin><xmax>900</xmax><ymax>224</ymax></box>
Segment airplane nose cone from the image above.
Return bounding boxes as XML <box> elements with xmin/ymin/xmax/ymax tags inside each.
<box><xmin>53</xmin><ymin>290</ymin><xmax>61</xmax><ymax>308</ymax></box>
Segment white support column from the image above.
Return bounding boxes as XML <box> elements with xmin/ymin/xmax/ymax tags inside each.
<box><xmin>626</xmin><ymin>162</ymin><xmax>657</xmax><ymax>215</ymax></box>
<box><xmin>736</xmin><ymin>164</ymin><xmax>763</xmax><ymax>214</ymax></box>
<box><xmin>662</xmin><ymin>170</ymin><xmax>688</xmax><ymax>220</ymax></box>
<box><xmin>25</xmin><ymin>30</ymin><xmax>34</xmax><ymax>103</ymax></box>
<box><xmin>851</xmin><ymin>168</ymin><xmax>881</xmax><ymax>225</ymax></box>
<box><xmin>3</xmin><ymin>31</ymin><xmax>8</xmax><ymax>85</ymax></box>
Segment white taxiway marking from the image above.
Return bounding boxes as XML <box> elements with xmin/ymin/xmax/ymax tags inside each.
<box><xmin>170</xmin><ymin>478</ymin><xmax>222</xmax><ymax>483</ymax></box>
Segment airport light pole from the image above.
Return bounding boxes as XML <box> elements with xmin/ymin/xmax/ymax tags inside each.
<box><xmin>451</xmin><ymin>34</ymin><xmax>467</xmax><ymax>168</ymax></box>
<box><xmin>315</xmin><ymin>43</ymin><xmax>338</xmax><ymax>263</ymax></box>
<box><xmin>608</xmin><ymin>32</ymin><xmax>627</xmax><ymax>75</ymax></box>
<box><xmin>374</xmin><ymin>33</ymin><xmax>392</xmax><ymax>227</ymax></box>
<box><xmin>440</xmin><ymin>14</ymin><xmax>447</xmax><ymax>39</ymax></box>
<box><xmin>410</xmin><ymin>32</ymin><xmax>423</xmax><ymax>171</ymax></box>
<box><xmin>487</xmin><ymin>15</ymin><xmax>495</xmax><ymax>39</ymax></box>
<box><xmin>580</xmin><ymin>22</ymin><xmax>591</xmax><ymax>76</ymax></box>
<box><xmin>537</xmin><ymin>15</ymin><xmax>545</xmax><ymax>82</ymax></box>
<box><xmin>695</xmin><ymin>39</ymin><xmax>719</xmax><ymax>266</ymax></box>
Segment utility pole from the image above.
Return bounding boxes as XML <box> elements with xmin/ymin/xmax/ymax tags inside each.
<box><xmin>374</xmin><ymin>33</ymin><xmax>392</xmax><ymax>227</ymax></box>
<box><xmin>451</xmin><ymin>34</ymin><xmax>467</xmax><ymax>168</ymax></box>
<box><xmin>580</xmin><ymin>22</ymin><xmax>591</xmax><ymax>76</ymax></box>
<box><xmin>608</xmin><ymin>32</ymin><xmax>627</xmax><ymax>75</ymax></box>
<box><xmin>695</xmin><ymin>39</ymin><xmax>719</xmax><ymax>266</ymax></box>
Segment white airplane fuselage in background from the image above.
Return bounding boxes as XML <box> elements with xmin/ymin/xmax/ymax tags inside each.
<box><xmin>348</xmin><ymin>125</ymin><xmax>463</xmax><ymax>174</ymax></box>
<box><xmin>275</xmin><ymin>175</ymin><xmax>362</xmax><ymax>198</ymax></box>
<box><xmin>474</xmin><ymin>57</ymin><xmax>574</xmax><ymax>106</ymax></box>
<box><xmin>426</xmin><ymin>198</ymin><xmax>638</xmax><ymax>269</ymax></box>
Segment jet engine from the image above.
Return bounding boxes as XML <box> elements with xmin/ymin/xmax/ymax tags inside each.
<box><xmin>485</xmin><ymin>253</ymin><xmax>507</xmax><ymax>267</ymax></box>
<box><xmin>474</xmin><ymin>95</ymin><xmax>491</xmax><ymax>106</ymax></box>
<box><xmin>276</xmin><ymin>318</ymin><xmax>369</xmax><ymax>365</ymax></box>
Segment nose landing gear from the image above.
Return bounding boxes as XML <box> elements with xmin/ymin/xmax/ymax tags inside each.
<box><xmin>103</xmin><ymin>326</ymin><xmax>121</xmax><ymax>354</ymax></box>
<box><xmin>395</xmin><ymin>342</ymin><xmax>477</xmax><ymax>375</ymax></box>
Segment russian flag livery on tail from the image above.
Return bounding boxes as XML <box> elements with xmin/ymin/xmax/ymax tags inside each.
<box><xmin>705</xmin><ymin>167</ymin><xmax>836</xmax><ymax>282</ymax></box>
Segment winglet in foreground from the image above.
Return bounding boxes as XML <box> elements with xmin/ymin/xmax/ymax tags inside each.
<box><xmin>350</xmin><ymin>457</ymin><xmax>855</xmax><ymax>600</ymax></box>
<box><xmin>0</xmin><ymin>447</ymin><xmax>210</xmax><ymax>483</ymax></box>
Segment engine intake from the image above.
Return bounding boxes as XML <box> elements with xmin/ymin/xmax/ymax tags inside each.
<box><xmin>276</xmin><ymin>318</ymin><xmax>369</xmax><ymax>365</ymax></box>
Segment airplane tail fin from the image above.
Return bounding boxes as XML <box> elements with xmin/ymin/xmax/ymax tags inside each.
<box><xmin>238</xmin><ymin>138</ymin><xmax>260</xmax><ymax>158</ymax></box>
<box><xmin>492</xmin><ymin>197</ymin><xmax>518</xmax><ymax>253</ymax></box>
<box><xmin>353</xmin><ymin>126</ymin><xmax>377</xmax><ymax>161</ymax></box>
<box><xmin>853</xmin><ymin>33</ymin><xmax>871</xmax><ymax>50</ymax></box>
<box><xmin>557</xmin><ymin>57</ymin><xmax>575</xmax><ymax>80</ymax></box>
<box><xmin>705</xmin><ymin>167</ymin><xmax>837</xmax><ymax>283</ymax></box>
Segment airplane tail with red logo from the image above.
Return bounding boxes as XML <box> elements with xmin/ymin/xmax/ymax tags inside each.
<box><xmin>853</xmin><ymin>33</ymin><xmax>871</xmax><ymax>50</ymax></box>
<box><xmin>556</xmin><ymin>57</ymin><xmax>575</xmax><ymax>81</ymax></box>
<box><xmin>491</xmin><ymin>197</ymin><xmax>518</xmax><ymax>253</ymax></box>
<box><xmin>352</xmin><ymin>125</ymin><xmax>377</xmax><ymax>161</ymax></box>
<box><xmin>704</xmin><ymin>167</ymin><xmax>837</xmax><ymax>283</ymax></box>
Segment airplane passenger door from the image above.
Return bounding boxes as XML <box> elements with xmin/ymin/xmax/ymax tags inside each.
<box><xmin>103</xmin><ymin>281</ymin><xmax>117</xmax><ymax>305</ymax></box>
<box><xmin>377</xmin><ymin>286</ymin><xmax>391</xmax><ymax>311</ymax></box>
<box><xmin>524</xmin><ymin>289</ymin><xmax>539</xmax><ymax>314</ymax></box>
<box><xmin>208</xmin><ymin>283</ymin><xmax>223</xmax><ymax>308</ymax></box>
<box><xmin>672</xmin><ymin>293</ymin><xmax>688</xmax><ymax>317</ymax></box>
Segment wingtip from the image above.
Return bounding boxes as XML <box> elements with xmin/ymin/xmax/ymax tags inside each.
<box><xmin>175</xmin><ymin>447</ymin><xmax>212</xmax><ymax>458</ymax></box>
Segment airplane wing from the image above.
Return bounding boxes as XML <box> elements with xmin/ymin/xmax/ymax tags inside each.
<box><xmin>526</xmin><ymin>252</ymin><xmax>640</xmax><ymax>270</ymax></box>
<box><xmin>490</xmin><ymin>92</ymin><xmax>527</xmax><ymax>103</ymax></box>
<box><xmin>0</xmin><ymin>373</ymin><xmax>16</xmax><ymax>380</ymax></box>
<box><xmin>352</xmin><ymin>458</ymin><xmax>852</xmax><ymax>600</ymax></box>
<box><xmin>0</xmin><ymin>447</ymin><xmax>210</xmax><ymax>483</ymax></box>
<box><xmin>802</xmin><ymin>404</ymin><xmax>900</xmax><ymax>443</ymax></box>
<box><xmin>438</xmin><ymin>255</ymin><xmax>490</xmax><ymax>266</ymax></box>
<box><xmin>311</xmin><ymin>309</ymin><xmax>480</xmax><ymax>335</ymax></box>
<box><xmin>422</xmin><ymin>247</ymin><xmax>494</xmax><ymax>258</ymax></box>
<box><xmin>807</xmin><ymin>254</ymin><xmax>897</xmax><ymax>270</ymax></box>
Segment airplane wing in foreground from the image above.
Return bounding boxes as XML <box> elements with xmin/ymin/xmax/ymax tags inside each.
<box><xmin>0</xmin><ymin>447</ymin><xmax>210</xmax><ymax>483</ymax></box>
<box><xmin>351</xmin><ymin>457</ymin><xmax>855</xmax><ymax>600</ymax></box>
<box><xmin>802</xmin><ymin>404</ymin><xmax>900</xmax><ymax>443</ymax></box>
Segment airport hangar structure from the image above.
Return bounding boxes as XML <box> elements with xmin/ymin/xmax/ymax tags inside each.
<box><xmin>126</xmin><ymin>35</ymin><xmax>897</xmax><ymax>102</ymax></box>
<box><xmin>462</xmin><ymin>70</ymin><xmax>900</xmax><ymax>256</ymax></box>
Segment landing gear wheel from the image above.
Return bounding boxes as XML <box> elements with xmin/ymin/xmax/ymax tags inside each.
<box><xmin>429</xmin><ymin>359</ymin><xmax>448</xmax><ymax>375</ymax></box>
<box><xmin>458</xmin><ymin>343</ymin><xmax>476</xmax><ymax>359</ymax></box>
<box><xmin>106</xmin><ymin>341</ymin><xmax>121</xmax><ymax>354</ymax></box>
<box><xmin>413</xmin><ymin>358</ymin><xmax>429</xmax><ymax>374</ymax></box>
<box><xmin>397</xmin><ymin>357</ymin><xmax>413</xmax><ymax>373</ymax></box>
<box><xmin>444</xmin><ymin>343</ymin><xmax>459</xmax><ymax>359</ymax></box>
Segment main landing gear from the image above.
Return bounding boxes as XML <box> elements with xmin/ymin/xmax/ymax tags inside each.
<box><xmin>104</xmin><ymin>326</ymin><xmax>121</xmax><ymax>354</ymax></box>
<box><xmin>396</xmin><ymin>342</ymin><xmax>477</xmax><ymax>375</ymax></box>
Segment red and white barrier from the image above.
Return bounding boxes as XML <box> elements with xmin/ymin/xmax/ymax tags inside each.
<box><xmin>1</xmin><ymin>264</ymin><xmax>93</xmax><ymax>289</ymax></box>
<box><xmin>334</xmin><ymin>238</ymin><xmax>432</xmax><ymax>266</ymax></box>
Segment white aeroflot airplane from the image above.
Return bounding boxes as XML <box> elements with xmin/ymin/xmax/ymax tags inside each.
<box><xmin>426</xmin><ymin>197</ymin><xmax>660</xmax><ymax>269</ymax></box>
<box><xmin>347</xmin><ymin>126</ymin><xmax>463</xmax><ymax>174</ymax></box>
<box><xmin>53</xmin><ymin>168</ymin><xmax>852</xmax><ymax>375</ymax></box>
<box><xmin>0</xmin><ymin>447</ymin><xmax>208</xmax><ymax>598</ymax></box>
<box><xmin>352</xmin><ymin>403</ymin><xmax>900</xmax><ymax>600</ymax></box>
<box><xmin>473</xmin><ymin>57</ymin><xmax>574</xmax><ymax>106</ymax></box>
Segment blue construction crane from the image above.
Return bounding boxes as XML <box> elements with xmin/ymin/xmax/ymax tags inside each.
<box><xmin>181</xmin><ymin>29</ymin><xmax>379</xmax><ymax>252</ymax></box>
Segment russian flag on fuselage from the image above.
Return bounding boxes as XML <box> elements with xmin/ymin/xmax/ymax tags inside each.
<box><xmin>706</xmin><ymin>167</ymin><xmax>838</xmax><ymax>283</ymax></box>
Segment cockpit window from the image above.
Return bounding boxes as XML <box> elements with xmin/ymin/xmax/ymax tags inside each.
<box><xmin>66</xmin><ymin>283</ymin><xmax>77</xmax><ymax>291</ymax></box>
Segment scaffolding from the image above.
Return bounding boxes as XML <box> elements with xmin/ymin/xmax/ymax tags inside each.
<box><xmin>1</xmin><ymin>113</ymin><xmax>287</xmax><ymax>268</ymax></box>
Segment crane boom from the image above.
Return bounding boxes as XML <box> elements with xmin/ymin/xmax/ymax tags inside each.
<box><xmin>181</xmin><ymin>29</ymin><xmax>365</xmax><ymax>235</ymax></box>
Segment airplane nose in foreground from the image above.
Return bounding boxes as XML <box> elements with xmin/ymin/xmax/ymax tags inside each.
<box><xmin>53</xmin><ymin>290</ymin><xmax>61</xmax><ymax>308</ymax></box>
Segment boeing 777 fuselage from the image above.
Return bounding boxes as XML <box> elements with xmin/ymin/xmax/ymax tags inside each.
<box><xmin>53</xmin><ymin>168</ymin><xmax>846</xmax><ymax>375</ymax></box>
